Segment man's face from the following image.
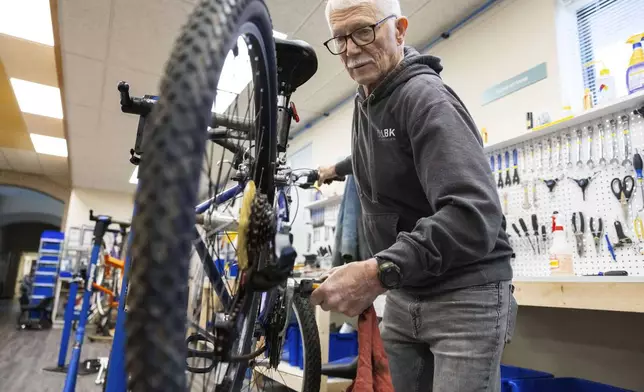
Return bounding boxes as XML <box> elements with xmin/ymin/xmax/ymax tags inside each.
<box><xmin>329</xmin><ymin>4</ymin><xmax>405</xmax><ymax>89</ymax></box>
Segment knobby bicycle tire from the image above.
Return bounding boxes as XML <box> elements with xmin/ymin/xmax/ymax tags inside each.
<box><xmin>125</xmin><ymin>0</ymin><xmax>278</xmax><ymax>391</ymax></box>
<box><xmin>292</xmin><ymin>295</ymin><xmax>322</xmax><ymax>392</ymax></box>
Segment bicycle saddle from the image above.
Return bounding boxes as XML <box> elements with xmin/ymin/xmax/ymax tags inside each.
<box><xmin>320</xmin><ymin>356</ymin><xmax>358</xmax><ymax>380</ymax></box>
<box><xmin>275</xmin><ymin>37</ymin><xmax>318</xmax><ymax>95</ymax></box>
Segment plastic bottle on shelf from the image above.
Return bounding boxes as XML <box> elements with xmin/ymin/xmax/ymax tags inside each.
<box><xmin>626</xmin><ymin>33</ymin><xmax>644</xmax><ymax>94</ymax></box>
<box><xmin>596</xmin><ymin>67</ymin><xmax>616</xmax><ymax>105</ymax></box>
<box><xmin>583</xmin><ymin>88</ymin><xmax>594</xmax><ymax>111</ymax></box>
<box><xmin>549</xmin><ymin>215</ymin><xmax>574</xmax><ymax>276</ymax></box>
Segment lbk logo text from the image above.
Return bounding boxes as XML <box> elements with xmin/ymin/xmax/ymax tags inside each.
<box><xmin>377</xmin><ymin>128</ymin><xmax>396</xmax><ymax>139</ymax></box>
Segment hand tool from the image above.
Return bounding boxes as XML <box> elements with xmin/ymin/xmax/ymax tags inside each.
<box><xmin>541</xmin><ymin>225</ymin><xmax>547</xmax><ymax>253</ymax></box>
<box><xmin>576</xmin><ymin>129</ymin><xmax>584</xmax><ymax>168</ymax></box>
<box><xmin>490</xmin><ymin>156</ymin><xmax>495</xmax><ymax>181</ymax></box>
<box><xmin>597</xmin><ymin>122</ymin><xmax>607</xmax><ymax>167</ymax></box>
<box><xmin>634</xmin><ymin>215</ymin><xmax>644</xmax><ymax>254</ymax></box>
<box><xmin>522</xmin><ymin>183</ymin><xmax>531</xmax><ymax>210</ymax></box>
<box><xmin>555</xmin><ymin>136</ymin><xmax>563</xmax><ymax>171</ymax></box>
<box><xmin>542</xmin><ymin>178</ymin><xmax>559</xmax><ymax>192</ymax></box>
<box><xmin>605</xmin><ymin>234</ymin><xmax>617</xmax><ymax>262</ymax></box>
<box><xmin>512</xmin><ymin>149</ymin><xmax>520</xmax><ymax>185</ymax></box>
<box><xmin>613</xmin><ymin>220</ymin><xmax>633</xmax><ymax>248</ymax></box>
<box><xmin>503</xmin><ymin>192</ymin><xmax>508</xmax><ymax>215</ymax></box>
<box><xmin>620</xmin><ymin>115</ymin><xmax>632</xmax><ymax>168</ymax></box>
<box><xmin>609</xmin><ymin>118</ymin><xmax>620</xmax><ymax>166</ymax></box>
<box><xmin>568</xmin><ymin>172</ymin><xmax>599</xmax><ymax>201</ymax></box>
<box><xmin>584</xmin><ymin>270</ymin><xmax>628</xmax><ymax>276</ymax></box>
<box><xmin>611</xmin><ymin>175</ymin><xmax>635</xmax><ymax>221</ymax></box>
<box><xmin>572</xmin><ymin>211</ymin><xmax>585</xmax><ymax>257</ymax></box>
<box><xmin>497</xmin><ymin>154</ymin><xmax>503</xmax><ymax>188</ymax></box>
<box><xmin>527</xmin><ymin>143</ymin><xmax>535</xmax><ymax>174</ymax></box>
<box><xmin>512</xmin><ymin>223</ymin><xmax>522</xmax><ymax>240</ymax></box>
<box><xmin>534</xmin><ymin>142</ymin><xmax>542</xmax><ymax>174</ymax></box>
<box><xmin>586</xmin><ymin>125</ymin><xmax>595</xmax><ymax>169</ymax></box>
<box><xmin>532</xmin><ymin>179</ymin><xmax>538</xmax><ymax>209</ymax></box>
<box><xmin>531</xmin><ymin>214</ymin><xmax>540</xmax><ymax>254</ymax></box>
<box><xmin>504</xmin><ymin>151</ymin><xmax>511</xmax><ymax>186</ymax></box>
<box><xmin>546</xmin><ymin>138</ymin><xmax>553</xmax><ymax>171</ymax></box>
<box><xmin>590</xmin><ymin>217</ymin><xmax>603</xmax><ymax>253</ymax></box>
<box><xmin>566</xmin><ymin>133</ymin><xmax>574</xmax><ymax>169</ymax></box>
<box><xmin>519</xmin><ymin>217</ymin><xmax>536</xmax><ymax>254</ymax></box>
<box><xmin>634</xmin><ymin>151</ymin><xmax>644</xmax><ymax>206</ymax></box>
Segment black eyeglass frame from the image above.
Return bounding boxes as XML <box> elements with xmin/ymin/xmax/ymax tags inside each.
<box><xmin>323</xmin><ymin>14</ymin><xmax>397</xmax><ymax>55</ymax></box>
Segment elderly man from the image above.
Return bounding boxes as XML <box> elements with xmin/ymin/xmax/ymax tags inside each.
<box><xmin>310</xmin><ymin>0</ymin><xmax>518</xmax><ymax>390</ymax></box>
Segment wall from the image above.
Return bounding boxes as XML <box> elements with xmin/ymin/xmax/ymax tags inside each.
<box><xmin>429</xmin><ymin>0</ymin><xmax>562</xmax><ymax>145</ymax></box>
<box><xmin>64</xmin><ymin>187</ymin><xmax>134</xmax><ymax>232</ymax></box>
<box><xmin>0</xmin><ymin>169</ymin><xmax>70</xmax><ymax>202</ymax></box>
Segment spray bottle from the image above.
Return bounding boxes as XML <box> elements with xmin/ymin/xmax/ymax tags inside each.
<box><xmin>549</xmin><ymin>213</ymin><xmax>573</xmax><ymax>276</ymax></box>
<box><xmin>626</xmin><ymin>33</ymin><xmax>644</xmax><ymax>94</ymax></box>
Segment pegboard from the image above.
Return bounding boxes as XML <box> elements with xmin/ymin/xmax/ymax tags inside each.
<box><xmin>488</xmin><ymin>106</ymin><xmax>644</xmax><ymax>277</ymax></box>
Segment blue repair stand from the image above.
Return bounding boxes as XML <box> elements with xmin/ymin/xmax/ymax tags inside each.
<box><xmin>103</xmin><ymin>227</ymin><xmax>133</xmax><ymax>392</ymax></box>
<box><xmin>43</xmin><ymin>279</ymin><xmax>81</xmax><ymax>373</ymax></box>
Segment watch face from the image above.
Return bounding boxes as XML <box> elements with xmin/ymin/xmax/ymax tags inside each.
<box><xmin>380</xmin><ymin>262</ymin><xmax>401</xmax><ymax>288</ymax></box>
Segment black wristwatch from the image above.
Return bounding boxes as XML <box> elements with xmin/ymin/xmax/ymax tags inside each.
<box><xmin>376</xmin><ymin>257</ymin><xmax>402</xmax><ymax>289</ymax></box>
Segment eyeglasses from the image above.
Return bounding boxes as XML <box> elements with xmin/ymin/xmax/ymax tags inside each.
<box><xmin>323</xmin><ymin>14</ymin><xmax>397</xmax><ymax>55</ymax></box>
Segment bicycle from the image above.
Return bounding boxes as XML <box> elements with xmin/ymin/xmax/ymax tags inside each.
<box><xmin>119</xmin><ymin>1</ymin><xmax>347</xmax><ymax>390</ymax></box>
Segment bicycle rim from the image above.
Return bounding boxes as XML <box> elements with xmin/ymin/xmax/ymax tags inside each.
<box><xmin>126</xmin><ymin>0</ymin><xmax>277</xmax><ymax>391</ymax></box>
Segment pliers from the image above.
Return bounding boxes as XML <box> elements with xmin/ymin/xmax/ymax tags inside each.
<box><xmin>590</xmin><ymin>217</ymin><xmax>603</xmax><ymax>253</ymax></box>
<box><xmin>572</xmin><ymin>212</ymin><xmax>585</xmax><ymax>257</ymax></box>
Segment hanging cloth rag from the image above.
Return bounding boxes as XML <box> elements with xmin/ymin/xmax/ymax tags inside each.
<box><xmin>333</xmin><ymin>175</ymin><xmax>369</xmax><ymax>266</ymax></box>
<box><xmin>347</xmin><ymin>305</ymin><xmax>395</xmax><ymax>392</ymax></box>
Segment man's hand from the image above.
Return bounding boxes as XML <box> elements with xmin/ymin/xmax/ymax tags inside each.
<box><xmin>310</xmin><ymin>259</ymin><xmax>386</xmax><ymax>317</ymax></box>
<box><xmin>317</xmin><ymin>165</ymin><xmax>337</xmax><ymax>184</ymax></box>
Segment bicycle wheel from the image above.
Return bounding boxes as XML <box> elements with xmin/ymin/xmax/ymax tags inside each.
<box><xmin>126</xmin><ymin>0</ymin><xmax>282</xmax><ymax>390</ymax></box>
<box><xmin>249</xmin><ymin>294</ymin><xmax>321</xmax><ymax>392</ymax></box>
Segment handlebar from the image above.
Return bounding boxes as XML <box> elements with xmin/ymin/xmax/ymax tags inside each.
<box><xmin>290</xmin><ymin>169</ymin><xmax>345</xmax><ymax>189</ymax></box>
<box><xmin>89</xmin><ymin>209</ymin><xmax>132</xmax><ymax>228</ymax></box>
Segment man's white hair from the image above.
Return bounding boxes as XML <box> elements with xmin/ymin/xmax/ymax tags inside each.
<box><xmin>325</xmin><ymin>0</ymin><xmax>402</xmax><ymax>25</ymax></box>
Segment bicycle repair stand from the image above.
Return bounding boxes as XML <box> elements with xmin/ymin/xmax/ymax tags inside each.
<box><xmin>43</xmin><ymin>277</ymin><xmax>101</xmax><ymax>376</ymax></box>
<box><xmin>48</xmin><ymin>211</ymin><xmax>130</xmax><ymax>392</ymax></box>
<box><xmin>103</xmin><ymin>81</ymin><xmax>154</xmax><ymax>392</ymax></box>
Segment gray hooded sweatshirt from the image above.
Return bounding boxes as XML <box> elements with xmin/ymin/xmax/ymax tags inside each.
<box><xmin>335</xmin><ymin>47</ymin><xmax>513</xmax><ymax>295</ymax></box>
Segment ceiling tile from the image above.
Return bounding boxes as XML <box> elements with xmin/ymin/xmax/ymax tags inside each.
<box><xmin>23</xmin><ymin>114</ymin><xmax>65</xmax><ymax>138</ymax></box>
<box><xmin>60</xmin><ymin>0</ymin><xmax>111</xmax><ymax>60</ymax></box>
<box><xmin>100</xmin><ymin>65</ymin><xmax>160</xmax><ymax>115</ymax></box>
<box><xmin>2</xmin><ymin>148</ymin><xmax>43</xmax><ymax>175</ymax></box>
<box><xmin>0</xmin><ymin>35</ymin><xmax>58</xmax><ymax>87</ymax></box>
<box><xmin>108</xmin><ymin>0</ymin><xmax>192</xmax><ymax>74</ymax></box>
<box><xmin>267</xmin><ymin>0</ymin><xmax>325</xmax><ymax>36</ymax></box>
<box><xmin>65</xmin><ymin>104</ymin><xmax>100</xmax><ymax>140</ymax></box>
<box><xmin>63</xmin><ymin>53</ymin><xmax>105</xmax><ymax>108</ymax></box>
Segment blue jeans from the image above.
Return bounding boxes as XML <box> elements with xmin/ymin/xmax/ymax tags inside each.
<box><xmin>381</xmin><ymin>281</ymin><xmax>517</xmax><ymax>392</ymax></box>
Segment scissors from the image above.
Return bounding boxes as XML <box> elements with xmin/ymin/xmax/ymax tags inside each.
<box><xmin>611</xmin><ymin>175</ymin><xmax>635</xmax><ymax>221</ymax></box>
<box><xmin>572</xmin><ymin>212</ymin><xmax>585</xmax><ymax>257</ymax></box>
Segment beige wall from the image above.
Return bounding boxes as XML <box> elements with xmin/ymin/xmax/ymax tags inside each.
<box><xmin>0</xmin><ymin>169</ymin><xmax>69</xmax><ymax>202</ymax></box>
<box><xmin>64</xmin><ymin>187</ymin><xmax>134</xmax><ymax>232</ymax></box>
<box><xmin>429</xmin><ymin>0</ymin><xmax>561</xmax><ymax>146</ymax></box>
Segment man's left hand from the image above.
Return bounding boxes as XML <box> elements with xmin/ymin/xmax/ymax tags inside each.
<box><xmin>310</xmin><ymin>258</ymin><xmax>387</xmax><ymax>317</ymax></box>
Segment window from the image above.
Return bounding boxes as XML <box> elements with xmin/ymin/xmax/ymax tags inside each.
<box><xmin>576</xmin><ymin>0</ymin><xmax>644</xmax><ymax>102</ymax></box>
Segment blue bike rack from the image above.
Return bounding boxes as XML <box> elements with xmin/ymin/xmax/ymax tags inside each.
<box><xmin>43</xmin><ymin>279</ymin><xmax>80</xmax><ymax>374</ymax></box>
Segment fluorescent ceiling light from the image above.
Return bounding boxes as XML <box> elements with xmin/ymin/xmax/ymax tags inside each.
<box><xmin>29</xmin><ymin>134</ymin><xmax>68</xmax><ymax>157</ymax></box>
<box><xmin>273</xmin><ymin>30</ymin><xmax>287</xmax><ymax>40</ymax></box>
<box><xmin>129</xmin><ymin>167</ymin><xmax>139</xmax><ymax>184</ymax></box>
<box><xmin>0</xmin><ymin>0</ymin><xmax>54</xmax><ymax>46</ymax></box>
<box><xmin>10</xmin><ymin>78</ymin><xmax>63</xmax><ymax>119</ymax></box>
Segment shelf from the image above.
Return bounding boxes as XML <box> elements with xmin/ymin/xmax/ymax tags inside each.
<box><xmin>513</xmin><ymin>278</ymin><xmax>644</xmax><ymax>313</ymax></box>
<box><xmin>254</xmin><ymin>361</ymin><xmax>352</xmax><ymax>392</ymax></box>
<box><xmin>484</xmin><ymin>90</ymin><xmax>644</xmax><ymax>152</ymax></box>
<box><xmin>304</xmin><ymin>194</ymin><xmax>342</xmax><ymax>210</ymax></box>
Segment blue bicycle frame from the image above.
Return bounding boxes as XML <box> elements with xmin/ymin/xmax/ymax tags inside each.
<box><xmin>104</xmin><ymin>179</ymin><xmax>292</xmax><ymax>392</ymax></box>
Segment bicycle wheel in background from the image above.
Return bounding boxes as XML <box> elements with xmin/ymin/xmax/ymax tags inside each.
<box><xmin>124</xmin><ymin>0</ymin><xmax>321</xmax><ymax>391</ymax></box>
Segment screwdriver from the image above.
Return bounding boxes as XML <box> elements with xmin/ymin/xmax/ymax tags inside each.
<box><xmin>519</xmin><ymin>218</ymin><xmax>536</xmax><ymax>254</ymax></box>
<box><xmin>634</xmin><ymin>151</ymin><xmax>644</xmax><ymax>205</ymax></box>
<box><xmin>541</xmin><ymin>225</ymin><xmax>547</xmax><ymax>253</ymax></box>
<box><xmin>531</xmin><ymin>214</ymin><xmax>540</xmax><ymax>254</ymax></box>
